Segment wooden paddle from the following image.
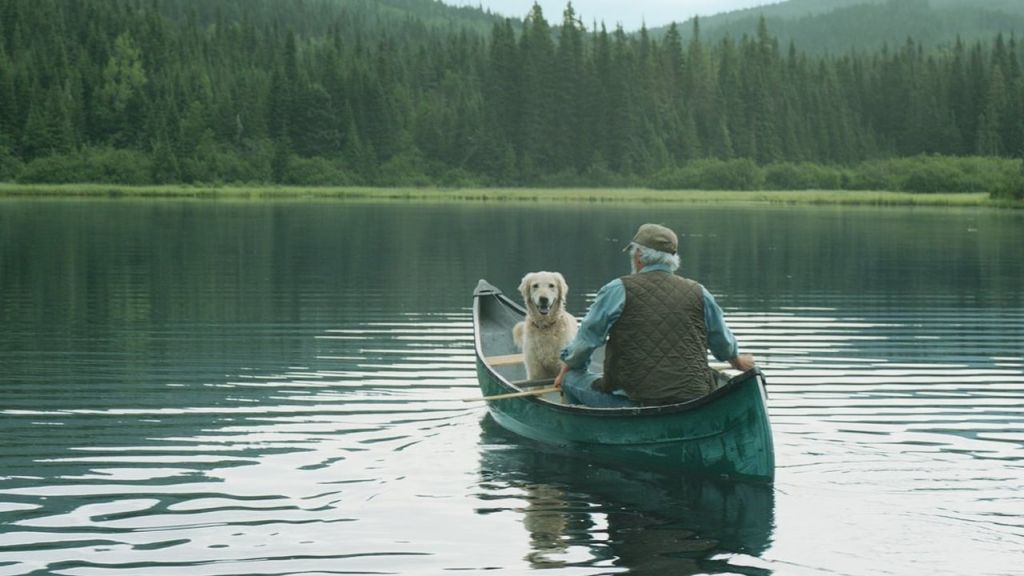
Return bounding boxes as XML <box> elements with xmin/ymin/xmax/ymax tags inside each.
<box><xmin>463</xmin><ymin>383</ymin><xmax>560</xmax><ymax>402</ymax></box>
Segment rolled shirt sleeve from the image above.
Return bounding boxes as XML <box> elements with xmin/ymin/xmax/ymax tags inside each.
<box><xmin>559</xmin><ymin>279</ymin><xmax>626</xmax><ymax>370</ymax></box>
<box><xmin>703</xmin><ymin>286</ymin><xmax>739</xmax><ymax>361</ymax></box>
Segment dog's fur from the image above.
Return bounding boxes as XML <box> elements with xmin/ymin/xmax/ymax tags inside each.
<box><xmin>512</xmin><ymin>271</ymin><xmax>578</xmax><ymax>380</ymax></box>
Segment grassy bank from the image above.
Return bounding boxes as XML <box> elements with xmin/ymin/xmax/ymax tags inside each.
<box><xmin>0</xmin><ymin>183</ymin><xmax>1015</xmax><ymax>207</ymax></box>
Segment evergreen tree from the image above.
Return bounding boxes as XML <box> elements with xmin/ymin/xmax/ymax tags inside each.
<box><xmin>97</xmin><ymin>32</ymin><xmax>147</xmax><ymax>146</ymax></box>
<box><xmin>553</xmin><ymin>2</ymin><xmax>586</xmax><ymax>172</ymax></box>
<box><xmin>517</xmin><ymin>2</ymin><xmax>557</xmax><ymax>177</ymax></box>
<box><xmin>977</xmin><ymin>66</ymin><xmax>1008</xmax><ymax>155</ymax></box>
<box><xmin>0</xmin><ymin>48</ymin><xmax>18</xmax><ymax>148</ymax></box>
<box><xmin>483</xmin><ymin>18</ymin><xmax>520</xmax><ymax>153</ymax></box>
<box><xmin>20</xmin><ymin>84</ymin><xmax>72</xmax><ymax>158</ymax></box>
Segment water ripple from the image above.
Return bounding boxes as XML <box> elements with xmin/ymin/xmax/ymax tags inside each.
<box><xmin>3</xmin><ymin>201</ymin><xmax>1024</xmax><ymax>575</ymax></box>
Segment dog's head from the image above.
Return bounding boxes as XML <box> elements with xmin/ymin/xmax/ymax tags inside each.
<box><xmin>518</xmin><ymin>271</ymin><xmax>568</xmax><ymax>318</ymax></box>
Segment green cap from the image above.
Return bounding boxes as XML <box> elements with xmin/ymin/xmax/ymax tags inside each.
<box><xmin>626</xmin><ymin>223</ymin><xmax>678</xmax><ymax>255</ymax></box>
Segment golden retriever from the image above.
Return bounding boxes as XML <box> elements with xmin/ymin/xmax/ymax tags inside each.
<box><xmin>512</xmin><ymin>271</ymin><xmax>578</xmax><ymax>380</ymax></box>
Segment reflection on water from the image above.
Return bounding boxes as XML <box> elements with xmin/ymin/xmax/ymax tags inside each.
<box><xmin>477</xmin><ymin>415</ymin><xmax>775</xmax><ymax>574</ymax></box>
<box><xmin>0</xmin><ymin>200</ymin><xmax>1022</xmax><ymax>575</ymax></box>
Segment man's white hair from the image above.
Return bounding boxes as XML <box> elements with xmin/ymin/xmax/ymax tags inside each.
<box><xmin>630</xmin><ymin>243</ymin><xmax>680</xmax><ymax>273</ymax></box>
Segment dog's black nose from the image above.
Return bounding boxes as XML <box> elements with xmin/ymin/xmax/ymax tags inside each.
<box><xmin>539</xmin><ymin>297</ymin><xmax>549</xmax><ymax>306</ymax></box>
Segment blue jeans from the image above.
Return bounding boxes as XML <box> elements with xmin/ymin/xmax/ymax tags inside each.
<box><xmin>561</xmin><ymin>368</ymin><xmax>636</xmax><ymax>408</ymax></box>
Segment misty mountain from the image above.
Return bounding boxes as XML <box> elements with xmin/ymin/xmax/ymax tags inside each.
<box><xmin>656</xmin><ymin>0</ymin><xmax>1024</xmax><ymax>53</ymax></box>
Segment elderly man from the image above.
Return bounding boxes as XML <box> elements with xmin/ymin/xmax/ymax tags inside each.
<box><xmin>554</xmin><ymin>223</ymin><xmax>755</xmax><ymax>407</ymax></box>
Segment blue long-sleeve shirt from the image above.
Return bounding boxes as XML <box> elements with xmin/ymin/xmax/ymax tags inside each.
<box><xmin>559</xmin><ymin>264</ymin><xmax>740</xmax><ymax>370</ymax></box>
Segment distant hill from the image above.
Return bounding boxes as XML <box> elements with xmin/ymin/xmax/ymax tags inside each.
<box><xmin>159</xmin><ymin>0</ymin><xmax>505</xmax><ymax>36</ymax></box>
<box><xmin>657</xmin><ymin>0</ymin><xmax>1024</xmax><ymax>53</ymax></box>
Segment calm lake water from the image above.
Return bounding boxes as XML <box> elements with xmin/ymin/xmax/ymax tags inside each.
<box><xmin>1</xmin><ymin>199</ymin><xmax>1022</xmax><ymax>576</ymax></box>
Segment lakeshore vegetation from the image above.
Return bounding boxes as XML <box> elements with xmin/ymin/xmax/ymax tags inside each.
<box><xmin>0</xmin><ymin>183</ymin><xmax>1004</xmax><ymax>209</ymax></box>
<box><xmin>0</xmin><ymin>0</ymin><xmax>1022</xmax><ymax>201</ymax></box>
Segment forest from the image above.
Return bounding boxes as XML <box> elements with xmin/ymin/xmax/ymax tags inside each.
<box><xmin>0</xmin><ymin>0</ymin><xmax>1022</xmax><ymax>199</ymax></box>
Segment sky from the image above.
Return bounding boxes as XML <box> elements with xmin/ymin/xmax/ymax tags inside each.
<box><xmin>448</xmin><ymin>0</ymin><xmax>778</xmax><ymax>31</ymax></box>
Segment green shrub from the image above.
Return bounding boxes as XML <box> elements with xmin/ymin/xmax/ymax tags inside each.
<box><xmin>284</xmin><ymin>156</ymin><xmax>353</xmax><ymax>186</ymax></box>
<box><xmin>993</xmin><ymin>176</ymin><xmax>1024</xmax><ymax>200</ymax></box>
<box><xmin>647</xmin><ymin>166</ymin><xmax>696</xmax><ymax>190</ymax></box>
<box><xmin>811</xmin><ymin>164</ymin><xmax>845</xmax><ymax>190</ymax></box>
<box><xmin>437</xmin><ymin>167</ymin><xmax>485</xmax><ymax>188</ymax></box>
<box><xmin>764</xmin><ymin>162</ymin><xmax>807</xmax><ymax>189</ymax></box>
<box><xmin>696</xmin><ymin>158</ymin><xmax>764</xmax><ymax>190</ymax></box>
<box><xmin>899</xmin><ymin>158</ymin><xmax>966</xmax><ymax>193</ymax></box>
<box><xmin>952</xmin><ymin>156</ymin><xmax>1018</xmax><ymax>193</ymax></box>
<box><xmin>0</xmin><ymin>145</ymin><xmax>22</xmax><ymax>181</ymax></box>
<box><xmin>377</xmin><ymin>149</ymin><xmax>433</xmax><ymax>187</ymax></box>
<box><xmin>579</xmin><ymin>161</ymin><xmax>633</xmax><ymax>187</ymax></box>
<box><xmin>991</xmin><ymin>160</ymin><xmax>1024</xmax><ymax>200</ymax></box>
<box><xmin>648</xmin><ymin>159</ymin><xmax>764</xmax><ymax>190</ymax></box>
<box><xmin>178</xmin><ymin>140</ymin><xmax>276</xmax><ymax>184</ymax></box>
<box><xmin>16</xmin><ymin>155</ymin><xmax>80</xmax><ymax>183</ymax></box>
<box><xmin>845</xmin><ymin>159</ymin><xmax>894</xmax><ymax>190</ymax></box>
<box><xmin>536</xmin><ymin>168</ymin><xmax>584</xmax><ymax>188</ymax></box>
<box><xmin>844</xmin><ymin>156</ymin><xmax>1018</xmax><ymax>193</ymax></box>
<box><xmin>17</xmin><ymin>148</ymin><xmax>151</xmax><ymax>184</ymax></box>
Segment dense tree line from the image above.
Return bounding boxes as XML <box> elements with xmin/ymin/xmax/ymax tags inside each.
<box><xmin>0</xmin><ymin>0</ymin><xmax>1022</xmax><ymax>198</ymax></box>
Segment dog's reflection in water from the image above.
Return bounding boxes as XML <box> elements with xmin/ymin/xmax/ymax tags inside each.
<box><xmin>517</xmin><ymin>482</ymin><xmax>718</xmax><ymax>573</ymax></box>
<box><xmin>520</xmin><ymin>483</ymin><xmax>570</xmax><ymax>568</ymax></box>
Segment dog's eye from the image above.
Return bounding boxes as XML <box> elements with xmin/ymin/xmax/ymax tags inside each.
<box><xmin>532</xmin><ymin>283</ymin><xmax>538</xmax><ymax>289</ymax></box>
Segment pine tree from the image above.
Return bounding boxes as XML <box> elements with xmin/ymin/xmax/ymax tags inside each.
<box><xmin>517</xmin><ymin>2</ymin><xmax>557</xmax><ymax>177</ymax></box>
<box><xmin>0</xmin><ymin>48</ymin><xmax>18</xmax><ymax>148</ymax></box>
<box><xmin>19</xmin><ymin>84</ymin><xmax>72</xmax><ymax>159</ymax></box>
<box><xmin>976</xmin><ymin>66</ymin><xmax>1008</xmax><ymax>155</ymax></box>
<box><xmin>553</xmin><ymin>2</ymin><xmax>586</xmax><ymax>172</ymax></box>
<box><xmin>749</xmin><ymin>17</ymin><xmax>783</xmax><ymax>163</ymax></box>
<box><xmin>98</xmin><ymin>32</ymin><xmax>147</xmax><ymax>146</ymax></box>
<box><xmin>150</xmin><ymin>131</ymin><xmax>181</xmax><ymax>183</ymax></box>
<box><xmin>290</xmin><ymin>83</ymin><xmax>340</xmax><ymax>157</ymax></box>
<box><xmin>717</xmin><ymin>37</ymin><xmax>745</xmax><ymax>159</ymax></box>
<box><xmin>271</xmin><ymin>130</ymin><xmax>290</xmax><ymax>183</ymax></box>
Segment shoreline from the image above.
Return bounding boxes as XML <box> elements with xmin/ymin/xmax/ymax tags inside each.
<box><xmin>0</xmin><ymin>183</ymin><xmax>1016</xmax><ymax>208</ymax></box>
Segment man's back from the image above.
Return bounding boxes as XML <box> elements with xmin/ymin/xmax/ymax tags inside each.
<box><xmin>603</xmin><ymin>271</ymin><xmax>713</xmax><ymax>405</ymax></box>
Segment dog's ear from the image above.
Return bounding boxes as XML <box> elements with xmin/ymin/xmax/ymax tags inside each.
<box><xmin>518</xmin><ymin>273</ymin><xmax>534</xmax><ymax>300</ymax></box>
<box><xmin>554</xmin><ymin>272</ymin><xmax>568</xmax><ymax>304</ymax></box>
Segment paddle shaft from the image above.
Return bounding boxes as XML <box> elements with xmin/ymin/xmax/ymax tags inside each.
<box><xmin>464</xmin><ymin>384</ymin><xmax>560</xmax><ymax>402</ymax></box>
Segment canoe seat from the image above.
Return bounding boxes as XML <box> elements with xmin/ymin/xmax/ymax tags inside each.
<box><xmin>485</xmin><ymin>353</ymin><xmax>524</xmax><ymax>367</ymax></box>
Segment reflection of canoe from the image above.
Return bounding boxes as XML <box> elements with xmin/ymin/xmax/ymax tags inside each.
<box><xmin>477</xmin><ymin>414</ymin><xmax>776</xmax><ymax>562</ymax></box>
<box><xmin>472</xmin><ymin>279</ymin><xmax>775</xmax><ymax>482</ymax></box>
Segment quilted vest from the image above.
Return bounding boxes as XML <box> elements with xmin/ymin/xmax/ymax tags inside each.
<box><xmin>603</xmin><ymin>271</ymin><xmax>713</xmax><ymax>405</ymax></box>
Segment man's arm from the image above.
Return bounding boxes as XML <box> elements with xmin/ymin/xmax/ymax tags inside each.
<box><xmin>557</xmin><ymin>279</ymin><xmax>626</xmax><ymax>371</ymax></box>
<box><xmin>703</xmin><ymin>287</ymin><xmax>756</xmax><ymax>370</ymax></box>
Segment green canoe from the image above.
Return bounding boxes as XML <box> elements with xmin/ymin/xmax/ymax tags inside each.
<box><xmin>472</xmin><ymin>279</ymin><xmax>775</xmax><ymax>482</ymax></box>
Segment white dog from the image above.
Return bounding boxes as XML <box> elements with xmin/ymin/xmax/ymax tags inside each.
<box><xmin>512</xmin><ymin>271</ymin><xmax>578</xmax><ymax>380</ymax></box>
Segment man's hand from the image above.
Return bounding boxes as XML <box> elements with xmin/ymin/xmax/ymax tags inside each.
<box><xmin>554</xmin><ymin>363</ymin><xmax>570</xmax><ymax>389</ymax></box>
<box><xmin>729</xmin><ymin>354</ymin><xmax>756</xmax><ymax>371</ymax></box>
